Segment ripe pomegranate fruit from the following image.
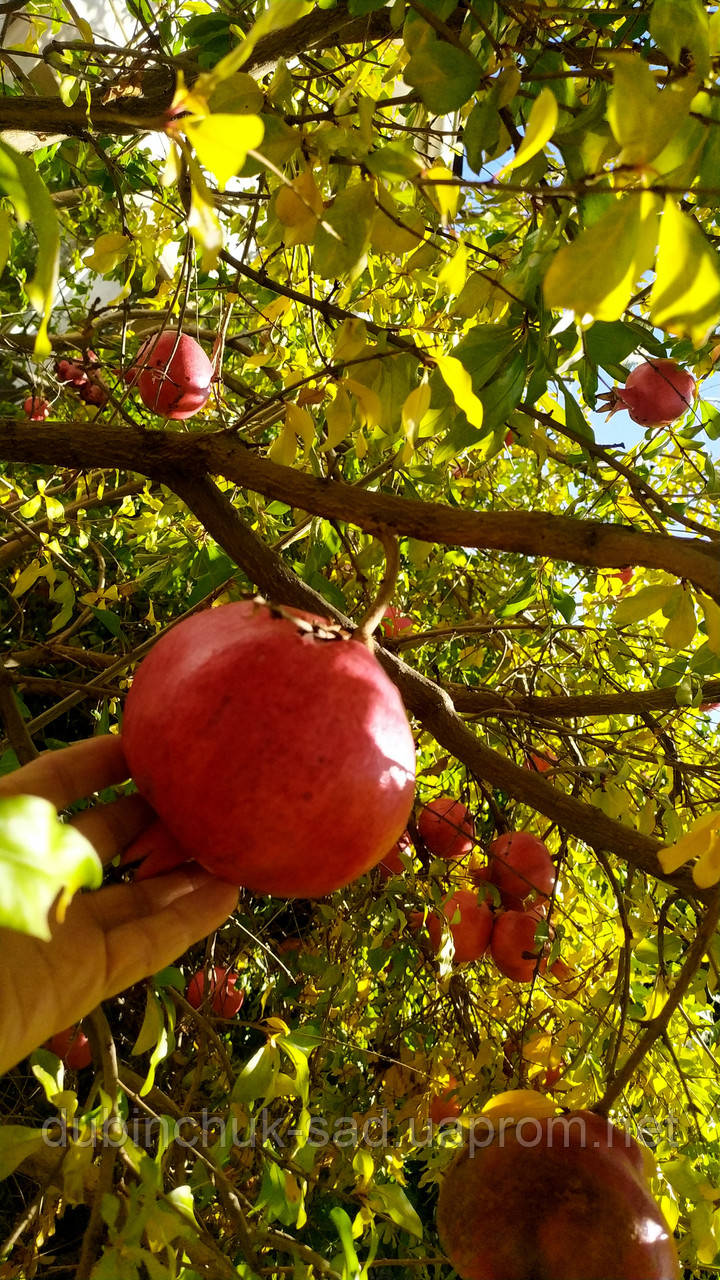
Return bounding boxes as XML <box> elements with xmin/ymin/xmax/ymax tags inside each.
<box><xmin>437</xmin><ymin>1110</ymin><xmax>677</xmax><ymax>1280</ymax></box>
<box><xmin>418</xmin><ymin>797</ymin><xmax>474</xmax><ymax>859</ymax></box>
<box><xmin>524</xmin><ymin>750</ymin><xmax>557</xmax><ymax>774</ymax></box>
<box><xmin>430</xmin><ymin>1076</ymin><xmax>462</xmax><ymax>1124</ymax></box>
<box><xmin>380</xmin><ymin>607</ymin><xmax>413</xmax><ymax>639</ymax></box>
<box><xmin>426</xmin><ymin>888</ymin><xmax>493</xmax><ymax>964</ymax></box>
<box><xmin>55</xmin><ymin>351</ymin><xmax>107</xmax><ymax>406</ymax></box>
<box><xmin>379</xmin><ymin>829</ymin><xmax>413</xmax><ymax>880</ymax></box>
<box><xmin>45</xmin><ymin>1025</ymin><xmax>92</xmax><ymax>1069</ymax></box>
<box><xmin>599</xmin><ymin>358</ymin><xmax>695</xmax><ymax>428</ymax></box>
<box><xmin>122</xmin><ymin>601</ymin><xmax>415</xmax><ymax>897</ymax></box>
<box><xmin>186</xmin><ymin>965</ymin><xmax>244</xmax><ymax>1017</ymax></box>
<box><xmin>487</xmin><ymin>832</ymin><xmax>554</xmax><ymax>907</ymax></box>
<box><xmin>127</xmin><ymin>330</ymin><xmax>213</xmax><ymax>419</ymax></box>
<box><xmin>23</xmin><ymin>396</ymin><xmax>50</xmax><ymax>420</ymax></box>
<box><xmin>490</xmin><ymin>909</ymin><xmax>547</xmax><ymax>983</ymax></box>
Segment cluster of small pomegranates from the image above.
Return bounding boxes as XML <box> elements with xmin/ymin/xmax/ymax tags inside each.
<box><xmin>383</xmin><ymin>797</ymin><xmax>560</xmax><ymax>983</ymax></box>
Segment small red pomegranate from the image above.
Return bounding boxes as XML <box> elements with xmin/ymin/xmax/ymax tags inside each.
<box><xmin>437</xmin><ymin>1110</ymin><xmax>677</xmax><ymax>1280</ymax></box>
<box><xmin>426</xmin><ymin>888</ymin><xmax>494</xmax><ymax>963</ymax></box>
<box><xmin>186</xmin><ymin>965</ymin><xmax>244</xmax><ymax>1017</ymax></box>
<box><xmin>430</xmin><ymin>1076</ymin><xmax>462</xmax><ymax>1124</ymax></box>
<box><xmin>486</xmin><ymin>832</ymin><xmax>554</xmax><ymax>907</ymax></box>
<box><xmin>490</xmin><ymin>909</ymin><xmax>546</xmax><ymax>983</ymax></box>
<box><xmin>599</xmin><ymin>358</ymin><xmax>695</xmax><ymax>428</ymax></box>
<box><xmin>122</xmin><ymin>601</ymin><xmax>416</xmax><ymax>897</ymax></box>
<box><xmin>23</xmin><ymin>396</ymin><xmax>50</xmax><ymax>420</ymax></box>
<box><xmin>418</xmin><ymin>797</ymin><xmax>474</xmax><ymax>859</ymax></box>
<box><xmin>128</xmin><ymin>330</ymin><xmax>213</xmax><ymax>419</ymax></box>
<box><xmin>45</xmin><ymin>1025</ymin><xmax>92</xmax><ymax>1069</ymax></box>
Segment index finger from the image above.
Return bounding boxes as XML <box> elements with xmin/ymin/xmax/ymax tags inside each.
<box><xmin>0</xmin><ymin>735</ymin><xmax>131</xmax><ymax>809</ymax></box>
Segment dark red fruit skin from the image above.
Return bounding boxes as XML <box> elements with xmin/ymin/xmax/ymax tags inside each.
<box><xmin>619</xmin><ymin>359</ymin><xmax>695</xmax><ymax>427</ymax></box>
<box><xmin>490</xmin><ymin>910</ymin><xmax>546</xmax><ymax>982</ymax></box>
<box><xmin>487</xmin><ymin>831</ymin><xmax>554</xmax><ymax>905</ymax></box>
<box><xmin>186</xmin><ymin>966</ymin><xmax>244</xmax><ymax>1017</ymax></box>
<box><xmin>417</xmin><ymin>797</ymin><xmax>474</xmax><ymax>859</ymax></box>
<box><xmin>127</xmin><ymin>330</ymin><xmax>213</xmax><ymax>420</ymax></box>
<box><xmin>437</xmin><ymin>1113</ymin><xmax>679</xmax><ymax>1280</ymax></box>
<box><xmin>45</xmin><ymin>1025</ymin><xmax>92</xmax><ymax>1069</ymax></box>
<box><xmin>122</xmin><ymin>601</ymin><xmax>416</xmax><ymax>898</ymax></box>
<box><xmin>426</xmin><ymin>888</ymin><xmax>494</xmax><ymax>963</ymax></box>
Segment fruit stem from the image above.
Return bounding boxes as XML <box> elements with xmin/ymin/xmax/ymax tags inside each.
<box><xmin>352</xmin><ymin>527</ymin><xmax>400</xmax><ymax>649</ymax></box>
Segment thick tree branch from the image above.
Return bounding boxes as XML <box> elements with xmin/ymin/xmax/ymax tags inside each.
<box><xmin>444</xmin><ymin>681</ymin><xmax>720</xmax><ymax>718</ymax></box>
<box><xmin>169</xmin><ymin>471</ymin><xmax>706</xmax><ymax>902</ymax></box>
<box><xmin>1</xmin><ymin>421</ymin><xmax>718</xmax><ymax>596</ymax></box>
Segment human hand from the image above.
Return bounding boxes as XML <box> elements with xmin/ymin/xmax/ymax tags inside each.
<box><xmin>0</xmin><ymin>735</ymin><xmax>238</xmax><ymax>1075</ymax></box>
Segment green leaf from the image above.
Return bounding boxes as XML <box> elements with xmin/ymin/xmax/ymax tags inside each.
<box><xmin>330</xmin><ymin>1206</ymin><xmax>363</xmax><ymax>1278</ymax></box>
<box><xmin>650</xmin><ymin>0</ymin><xmax>710</xmax><ymax>79</ymax></box>
<box><xmin>368</xmin><ymin>1182</ymin><xmax>423</xmax><ymax>1237</ymax></box>
<box><xmin>0</xmin><ymin>795</ymin><xmax>102</xmax><ymax>940</ymax></box>
<box><xmin>314</xmin><ymin>182</ymin><xmax>375</xmax><ymax>279</ymax></box>
<box><xmin>614</xmin><ymin>584</ymin><xmax>674</xmax><ymax>626</ymax></box>
<box><xmin>232</xmin><ymin>1043</ymin><xmax>280</xmax><ymax>1104</ymax></box>
<box><xmin>0</xmin><ymin>141</ymin><xmax>59</xmax><ymax>357</ymax></box>
<box><xmin>663</xmin><ymin>586</ymin><xmax>697</xmax><ymax>650</ymax></box>
<box><xmin>184</xmin><ymin>113</ymin><xmax>264</xmax><ymax>191</ymax></box>
<box><xmin>498</xmin><ymin>88</ymin><xmax>558</xmax><ymax>175</ymax></box>
<box><xmin>700</xmin><ymin>596</ymin><xmax>720</xmax><ymax>655</ymax></box>
<box><xmin>0</xmin><ymin>1125</ymin><xmax>45</xmax><ymax>1179</ymax></box>
<box><xmin>404</xmin><ymin>40</ymin><xmax>483</xmax><ymax>114</ymax></box>
<box><xmin>649</xmin><ymin>199</ymin><xmax>720</xmax><ymax>346</ymax></box>
<box><xmin>544</xmin><ymin>192</ymin><xmax>660</xmax><ymax>322</ymax></box>
<box><xmin>0</xmin><ymin>208</ymin><xmax>11</xmax><ymax>277</ymax></box>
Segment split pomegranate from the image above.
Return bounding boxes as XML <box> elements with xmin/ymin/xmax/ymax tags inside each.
<box><xmin>122</xmin><ymin>600</ymin><xmax>416</xmax><ymax>897</ymax></box>
<box><xmin>186</xmin><ymin>966</ymin><xmax>244</xmax><ymax>1017</ymax></box>
<box><xmin>600</xmin><ymin>359</ymin><xmax>695</xmax><ymax>428</ymax></box>
<box><xmin>127</xmin><ymin>330</ymin><xmax>213</xmax><ymax>420</ymax></box>
<box><xmin>436</xmin><ymin>1110</ymin><xmax>676</xmax><ymax>1280</ymax></box>
<box><xmin>425</xmin><ymin>888</ymin><xmax>494</xmax><ymax>963</ymax></box>
<box><xmin>418</xmin><ymin>797</ymin><xmax>474</xmax><ymax>859</ymax></box>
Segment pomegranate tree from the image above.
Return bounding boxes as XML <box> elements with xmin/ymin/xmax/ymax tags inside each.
<box><xmin>417</xmin><ymin>796</ymin><xmax>474</xmax><ymax>859</ymax></box>
<box><xmin>437</xmin><ymin>1110</ymin><xmax>677</xmax><ymax>1280</ymax></box>
<box><xmin>122</xmin><ymin>601</ymin><xmax>415</xmax><ymax>897</ymax></box>
<box><xmin>127</xmin><ymin>330</ymin><xmax>213</xmax><ymax>420</ymax></box>
<box><xmin>425</xmin><ymin>888</ymin><xmax>493</xmax><ymax>964</ymax></box>
<box><xmin>599</xmin><ymin>358</ymin><xmax>695</xmax><ymax>428</ymax></box>
<box><xmin>490</xmin><ymin>909</ymin><xmax>547</xmax><ymax>983</ymax></box>
<box><xmin>486</xmin><ymin>831</ymin><xmax>555</xmax><ymax>908</ymax></box>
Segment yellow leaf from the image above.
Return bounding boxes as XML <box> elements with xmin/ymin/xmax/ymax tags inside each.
<box><xmin>437</xmin><ymin>240</ymin><xmax>467</xmax><ymax>297</ymax></box>
<box><xmin>608</xmin><ymin>55</ymin><xmax>697</xmax><ymax>166</ymax></box>
<box><xmin>285</xmin><ymin>402</ymin><xmax>315</xmax><ymax>463</ymax></box>
<box><xmin>183</xmin><ymin>113</ymin><xmax>264</xmax><ymax>191</ymax></box>
<box><xmin>262</xmin><ymin>295</ymin><xmax>292</xmax><ymax>322</ymax></box>
<box><xmin>321</xmin><ymin>388</ymin><xmax>354</xmax><ymax>452</ymax></box>
<box><xmin>662</xmin><ymin>586</ymin><xmax>696</xmax><ymax>650</ymax></box>
<box><xmin>401</xmin><ymin>376</ymin><xmax>431</xmax><ymax>454</ymax></box>
<box><xmin>276</xmin><ymin>169</ymin><xmax>323</xmax><ymax>246</ymax></box>
<box><xmin>693</xmin><ymin>830</ymin><xmax>720</xmax><ymax>888</ymax></box>
<box><xmin>187</xmin><ymin>162</ymin><xmax>223</xmax><ymax>269</ymax></box>
<box><xmin>334</xmin><ymin>318</ymin><xmax>368</xmax><ymax>362</ymax></box>
<box><xmin>650</xmin><ymin>199</ymin><xmax>720</xmax><ymax>346</ymax></box>
<box><xmin>343</xmin><ymin>378</ymin><xmax>382</xmax><ymax>430</ymax></box>
<box><xmin>435</xmin><ymin>355</ymin><xmax>484</xmax><ymax>430</ymax></box>
<box><xmin>658</xmin><ymin>810</ymin><xmax>720</xmax><ymax>874</ymax></box>
<box><xmin>544</xmin><ymin>192</ymin><xmax>660</xmax><ymax>322</ymax></box>
<box><xmin>700</xmin><ymin>595</ymin><xmax>720</xmax><ymax>655</ymax></box>
<box><xmin>268</xmin><ymin>421</ymin><xmax>296</xmax><ymax>466</ymax></box>
<box><xmin>423</xmin><ymin>165</ymin><xmax>458</xmax><ymax>225</ymax></box>
<box><xmin>613</xmin><ymin>583</ymin><xmax>673</xmax><ymax>626</ymax></box>
<box><xmin>83</xmin><ymin>232</ymin><xmax>131</xmax><ymax>274</ymax></box>
<box><xmin>498</xmin><ymin>89</ymin><xmax>558</xmax><ymax>175</ymax></box>
<box><xmin>481</xmin><ymin>1090</ymin><xmax>557</xmax><ymax>1123</ymax></box>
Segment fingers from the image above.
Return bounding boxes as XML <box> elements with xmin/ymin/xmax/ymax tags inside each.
<box><xmin>68</xmin><ymin>793</ymin><xmax>155</xmax><ymax>865</ymax></box>
<box><xmin>0</xmin><ymin>735</ymin><xmax>130</xmax><ymax>809</ymax></box>
<box><xmin>87</xmin><ymin>870</ymin><xmax>239</xmax><ymax>996</ymax></box>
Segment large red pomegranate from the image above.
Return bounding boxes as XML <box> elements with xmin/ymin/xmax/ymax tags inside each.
<box><xmin>430</xmin><ymin>1075</ymin><xmax>462</xmax><ymax>1125</ymax></box>
<box><xmin>600</xmin><ymin>359</ymin><xmax>695</xmax><ymax>428</ymax></box>
<box><xmin>418</xmin><ymin>797</ymin><xmax>474</xmax><ymax>859</ymax></box>
<box><xmin>426</xmin><ymin>888</ymin><xmax>493</xmax><ymax>963</ymax></box>
<box><xmin>437</xmin><ymin>1110</ymin><xmax>678</xmax><ymax>1280</ymax></box>
<box><xmin>490</xmin><ymin>909</ymin><xmax>546</xmax><ymax>982</ymax></box>
<box><xmin>487</xmin><ymin>831</ymin><xmax>555</xmax><ymax>907</ymax></box>
<box><xmin>122</xmin><ymin>601</ymin><xmax>416</xmax><ymax>897</ymax></box>
<box><xmin>128</xmin><ymin>330</ymin><xmax>213</xmax><ymax>420</ymax></box>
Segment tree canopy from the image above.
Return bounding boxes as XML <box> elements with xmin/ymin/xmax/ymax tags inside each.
<box><xmin>1</xmin><ymin>0</ymin><xmax>720</xmax><ymax>1275</ymax></box>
